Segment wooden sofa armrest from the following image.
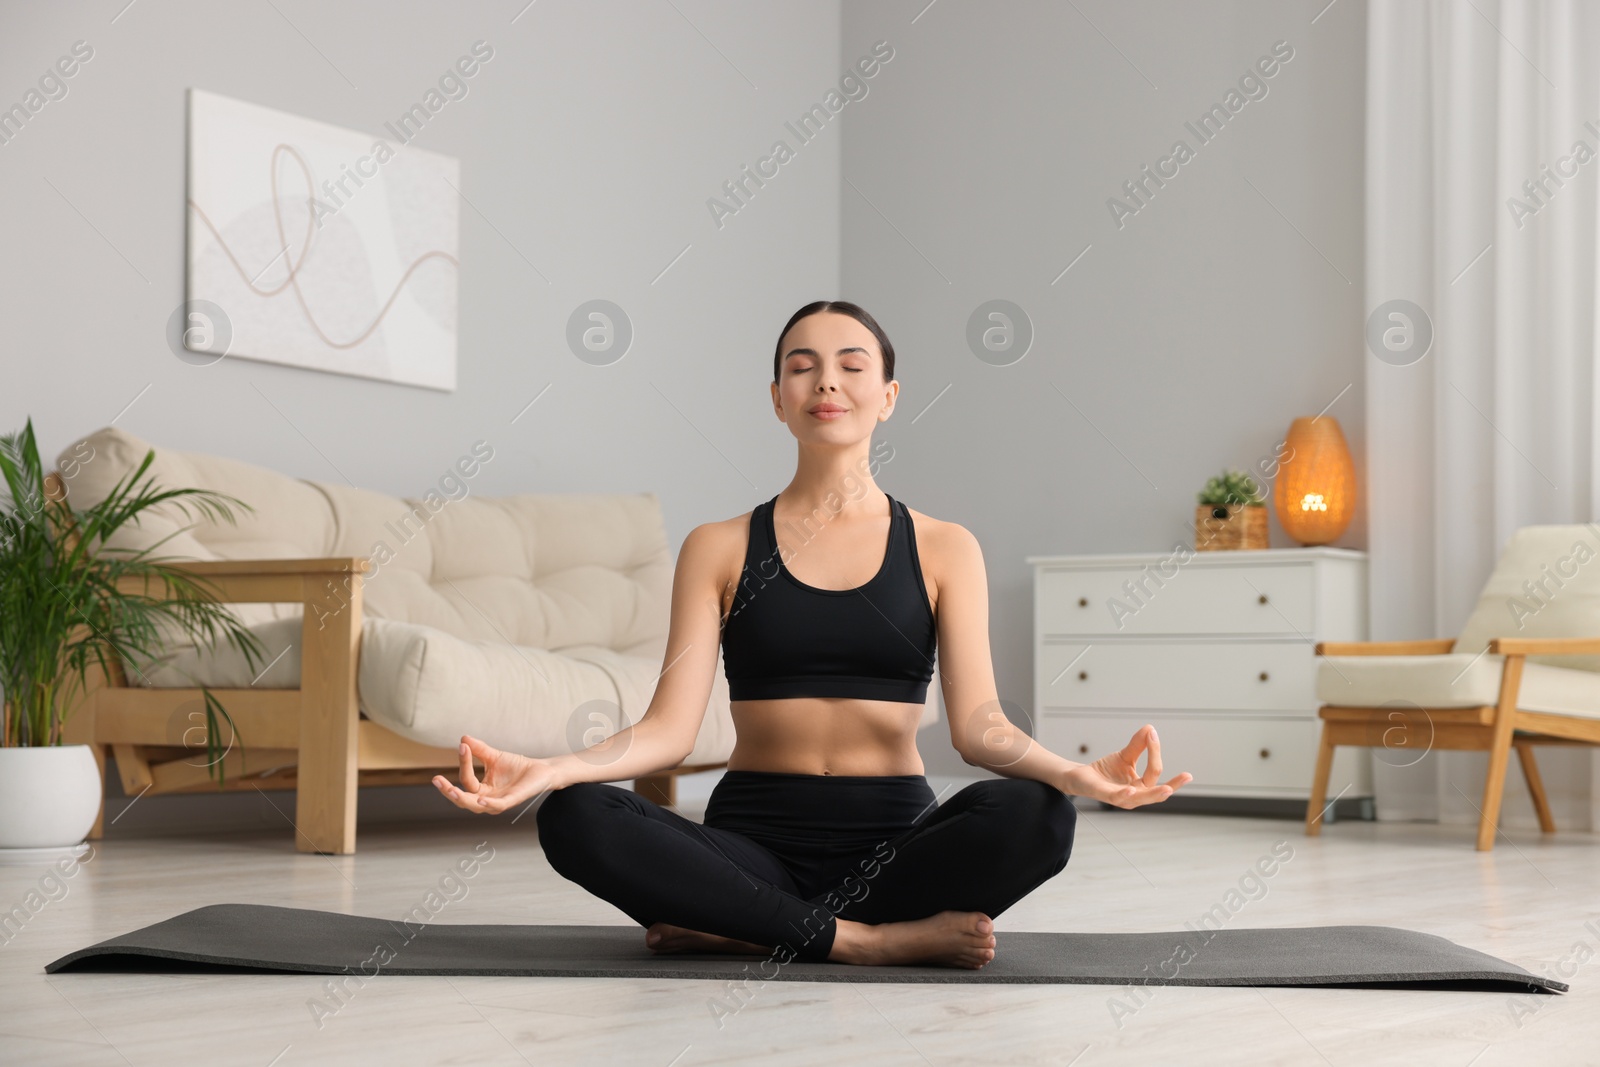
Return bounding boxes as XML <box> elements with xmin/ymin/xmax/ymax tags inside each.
<box><xmin>1314</xmin><ymin>639</ymin><xmax>1457</xmax><ymax>656</ymax></box>
<box><xmin>156</xmin><ymin>557</ymin><xmax>371</xmax><ymax>575</ymax></box>
<box><xmin>1489</xmin><ymin>637</ymin><xmax>1600</xmax><ymax>656</ymax></box>
<box><xmin>105</xmin><ymin>556</ymin><xmax>370</xmax><ymax>854</ymax></box>
<box><xmin>112</xmin><ymin>557</ymin><xmax>371</xmax><ymax>603</ymax></box>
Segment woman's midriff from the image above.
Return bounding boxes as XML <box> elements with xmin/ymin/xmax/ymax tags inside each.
<box><xmin>725</xmin><ymin>696</ymin><xmax>927</xmax><ymax>776</ymax></box>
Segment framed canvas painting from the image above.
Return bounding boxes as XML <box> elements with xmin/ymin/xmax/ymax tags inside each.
<box><xmin>184</xmin><ymin>88</ymin><xmax>460</xmax><ymax>391</ymax></box>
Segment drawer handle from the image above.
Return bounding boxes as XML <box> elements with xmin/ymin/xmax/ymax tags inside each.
<box><xmin>1078</xmin><ymin>743</ymin><xmax>1089</xmax><ymax>755</ymax></box>
<box><xmin>1078</xmin><ymin>671</ymin><xmax>1088</xmax><ymax>681</ymax></box>
<box><xmin>1259</xmin><ymin>747</ymin><xmax>1271</xmax><ymax>759</ymax></box>
<box><xmin>1258</xmin><ymin>593</ymin><xmax>1269</xmax><ymax>605</ymax></box>
<box><xmin>1078</xmin><ymin>597</ymin><xmax>1088</xmax><ymax>607</ymax></box>
<box><xmin>1258</xmin><ymin>671</ymin><xmax>1269</xmax><ymax>682</ymax></box>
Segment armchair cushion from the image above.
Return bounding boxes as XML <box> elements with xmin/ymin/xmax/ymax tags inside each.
<box><xmin>1316</xmin><ymin>653</ymin><xmax>1600</xmax><ymax>719</ymax></box>
<box><xmin>1451</xmin><ymin>525</ymin><xmax>1600</xmax><ymax>672</ymax></box>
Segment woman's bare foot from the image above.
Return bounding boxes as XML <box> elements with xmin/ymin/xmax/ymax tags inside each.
<box><xmin>828</xmin><ymin>912</ymin><xmax>996</xmax><ymax>969</ymax></box>
<box><xmin>645</xmin><ymin>921</ymin><xmax>773</xmax><ymax>955</ymax></box>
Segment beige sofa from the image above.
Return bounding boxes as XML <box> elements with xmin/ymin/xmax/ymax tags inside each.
<box><xmin>56</xmin><ymin>425</ymin><xmax>737</xmax><ymax>853</ymax></box>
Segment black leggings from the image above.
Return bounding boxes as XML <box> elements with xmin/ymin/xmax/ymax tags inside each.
<box><xmin>534</xmin><ymin>769</ymin><xmax>1078</xmax><ymax>963</ymax></box>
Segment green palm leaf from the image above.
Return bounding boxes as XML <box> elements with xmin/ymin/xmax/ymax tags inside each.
<box><xmin>0</xmin><ymin>419</ymin><xmax>267</xmax><ymax>785</ymax></box>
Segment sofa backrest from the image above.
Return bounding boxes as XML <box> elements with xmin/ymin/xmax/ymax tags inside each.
<box><xmin>1452</xmin><ymin>523</ymin><xmax>1600</xmax><ymax>672</ymax></box>
<box><xmin>54</xmin><ymin>426</ymin><xmax>672</xmax><ymax>658</ymax></box>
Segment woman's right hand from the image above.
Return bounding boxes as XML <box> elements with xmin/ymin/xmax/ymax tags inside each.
<box><xmin>432</xmin><ymin>734</ymin><xmax>561</xmax><ymax>815</ymax></box>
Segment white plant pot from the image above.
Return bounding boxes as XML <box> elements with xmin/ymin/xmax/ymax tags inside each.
<box><xmin>0</xmin><ymin>744</ymin><xmax>103</xmax><ymax>857</ymax></box>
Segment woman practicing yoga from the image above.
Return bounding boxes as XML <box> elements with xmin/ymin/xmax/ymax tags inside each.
<box><xmin>433</xmin><ymin>300</ymin><xmax>1192</xmax><ymax>969</ymax></box>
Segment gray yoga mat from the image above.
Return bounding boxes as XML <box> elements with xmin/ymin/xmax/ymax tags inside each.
<box><xmin>45</xmin><ymin>903</ymin><xmax>1566</xmax><ymax>993</ymax></box>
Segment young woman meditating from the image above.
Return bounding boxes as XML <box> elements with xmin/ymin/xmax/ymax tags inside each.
<box><xmin>433</xmin><ymin>300</ymin><xmax>1192</xmax><ymax>969</ymax></box>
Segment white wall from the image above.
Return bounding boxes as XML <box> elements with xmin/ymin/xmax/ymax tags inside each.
<box><xmin>0</xmin><ymin>0</ymin><xmax>844</xmax><ymax>831</ymax></box>
<box><xmin>1</xmin><ymin>1</ymin><xmax>843</xmax><ymax>513</ymax></box>
<box><xmin>0</xmin><ymin>0</ymin><xmax>1369</xmax><ymax>821</ymax></box>
<box><xmin>837</xmin><ymin>2</ymin><xmax>1369</xmax><ymax>776</ymax></box>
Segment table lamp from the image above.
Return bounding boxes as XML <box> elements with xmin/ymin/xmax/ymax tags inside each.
<box><xmin>1273</xmin><ymin>416</ymin><xmax>1355</xmax><ymax>545</ymax></box>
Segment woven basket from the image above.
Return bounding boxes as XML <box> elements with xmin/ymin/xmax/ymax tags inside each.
<box><xmin>1195</xmin><ymin>504</ymin><xmax>1268</xmax><ymax>551</ymax></box>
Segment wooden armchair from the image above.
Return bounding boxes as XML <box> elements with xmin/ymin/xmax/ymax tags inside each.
<box><xmin>1306</xmin><ymin>636</ymin><xmax>1600</xmax><ymax>851</ymax></box>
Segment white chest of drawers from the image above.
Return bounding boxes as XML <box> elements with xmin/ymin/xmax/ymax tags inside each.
<box><xmin>1025</xmin><ymin>548</ymin><xmax>1371</xmax><ymax>807</ymax></box>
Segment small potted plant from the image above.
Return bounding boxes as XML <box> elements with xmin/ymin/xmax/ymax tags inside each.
<box><xmin>1195</xmin><ymin>468</ymin><xmax>1268</xmax><ymax>551</ymax></box>
<box><xmin>0</xmin><ymin>418</ymin><xmax>265</xmax><ymax>858</ymax></box>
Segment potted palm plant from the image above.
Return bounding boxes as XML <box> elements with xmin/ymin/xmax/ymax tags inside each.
<box><xmin>1195</xmin><ymin>468</ymin><xmax>1269</xmax><ymax>551</ymax></box>
<box><xmin>0</xmin><ymin>418</ymin><xmax>265</xmax><ymax>858</ymax></box>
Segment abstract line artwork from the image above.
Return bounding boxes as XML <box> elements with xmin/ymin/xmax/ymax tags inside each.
<box><xmin>184</xmin><ymin>89</ymin><xmax>460</xmax><ymax>391</ymax></box>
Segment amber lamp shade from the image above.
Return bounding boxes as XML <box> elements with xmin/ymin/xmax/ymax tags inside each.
<box><xmin>1273</xmin><ymin>416</ymin><xmax>1356</xmax><ymax>546</ymax></box>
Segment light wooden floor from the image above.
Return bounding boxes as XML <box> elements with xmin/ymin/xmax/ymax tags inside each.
<box><xmin>2</xmin><ymin>775</ymin><xmax>1596</xmax><ymax>1066</ymax></box>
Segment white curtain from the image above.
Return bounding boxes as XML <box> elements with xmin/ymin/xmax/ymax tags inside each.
<box><xmin>1366</xmin><ymin>0</ymin><xmax>1600</xmax><ymax>827</ymax></box>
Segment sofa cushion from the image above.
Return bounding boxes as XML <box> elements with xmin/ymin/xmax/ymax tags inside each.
<box><xmin>56</xmin><ymin>423</ymin><xmax>337</xmax><ymax>639</ymax></box>
<box><xmin>356</xmin><ymin>618</ymin><xmax>737</xmax><ymax>765</ymax></box>
<box><xmin>1316</xmin><ymin>653</ymin><xmax>1600</xmax><ymax>719</ymax></box>
<box><xmin>59</xmin><ymin>426</ymin><xmax>673</xmax><ymax>650</ymax></box>
<box><xmin>54</xmin><ymin>425</ymin><xmax>736</xmax><ymax>765</ymax></box>
<box><xmin>110</xmin><ymin>612</ymin><xmax>741</xmax><ymax>764</ymax></box>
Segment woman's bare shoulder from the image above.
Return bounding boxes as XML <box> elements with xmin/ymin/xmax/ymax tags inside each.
<box><xmin>902</xmin><ymin>504</ymin><xmax>980</xmax><ymax>616</ymax></box>
<box><xmin>684</xmin><ymin>507</ymin><xmax>760</xmax><ymax>616</ymax></box>
<box><xmin>902</xmin><ymin>503</ymin><xmax>974</xmax><ymax>557</ymax></box>
<box><xmin>695</xmin><ymin>503</ymin><xmax>759</xmax><ymax>544</ymax></box>
<box><xmin>680</xmin><ymin>509</ymin><xmax>756</xmax><ymax>569</ymax></box>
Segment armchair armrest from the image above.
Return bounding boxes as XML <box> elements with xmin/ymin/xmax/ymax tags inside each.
<box><xmin>1488</xmin><ymin>637</ymin><xmax>1600</xmax><ymax>656</ymax></box>
<box><xmin>1314</xmin><ymin>639</ymin><xmax>1456</xmax><ymax>656</ymax></box>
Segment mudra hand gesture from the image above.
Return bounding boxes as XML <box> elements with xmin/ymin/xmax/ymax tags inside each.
<box><xmin>1063</xmin><ymin>724</ymin><xmax>1192</xmax><ymax>809</ymax></box>
<box><xmin>432</xmin><ymin>734</ymin><xmax>559</xmax><ymax>815</ymax></box>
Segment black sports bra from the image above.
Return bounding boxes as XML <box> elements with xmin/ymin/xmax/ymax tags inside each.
<box><xmin>720</xmin><ymin>492</ymin><xmax>937</xmax><ymax>703</ymax></box>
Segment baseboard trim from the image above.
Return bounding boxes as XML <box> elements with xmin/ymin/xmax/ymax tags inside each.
<box><xmin>1089</xmin><ymin>793</ymin><xmax>1374</xmax><ymax>822</ymax></box>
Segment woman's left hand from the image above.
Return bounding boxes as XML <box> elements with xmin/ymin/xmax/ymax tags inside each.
<box><xmin>1062</xmin><ymin>724</ymin><xmax>1192</xmax><ymax>808</ymax></box>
